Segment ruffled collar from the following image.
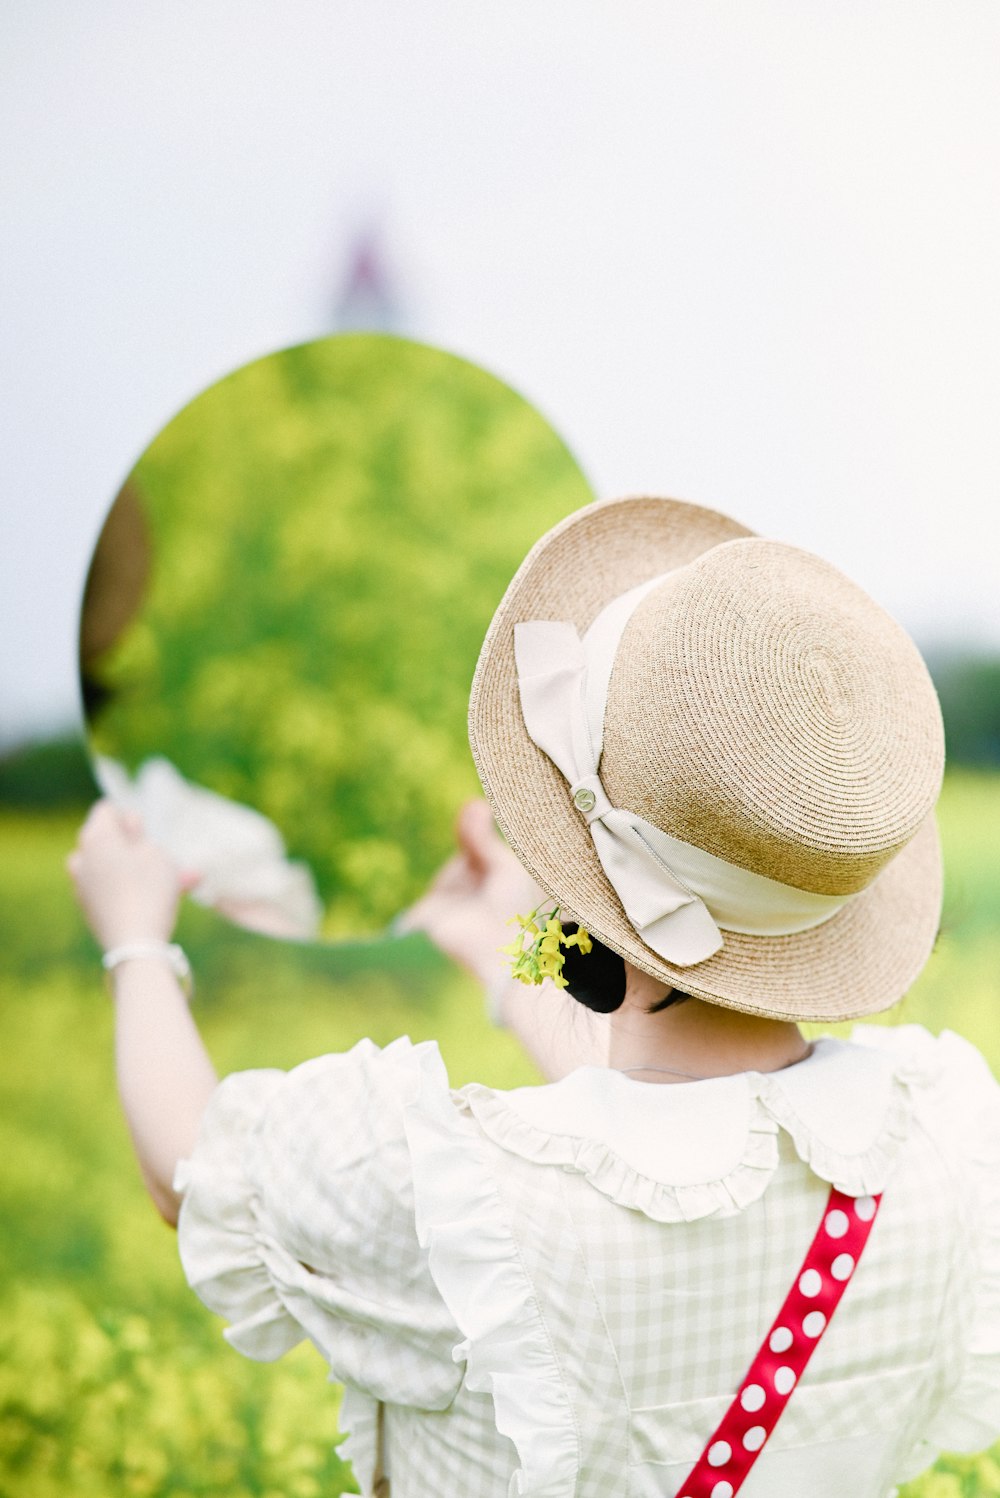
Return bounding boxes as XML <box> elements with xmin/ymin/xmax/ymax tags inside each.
<box><xmin>459</xmin><ymin>1025</ymin><xmax>940</xmax><ymax>1222</ymax></box>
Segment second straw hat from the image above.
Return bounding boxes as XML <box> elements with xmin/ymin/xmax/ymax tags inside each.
<box><xmin>469</xmin><ymin>496</ymin><xmax>945</xmax><ymax>1024</ymax></box>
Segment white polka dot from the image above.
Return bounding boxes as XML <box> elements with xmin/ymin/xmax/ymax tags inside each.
<box><xmin>802</xmin><ymin>1310</ymin><xmax>827</xmax><ymax>1337</ymax></box>
<box><xmin>711</xmin><ymin>1484</ymin><xmax>734</xmax><ymax>1498</ymax></box>
<box><xmin>769</xmin><ymin>1325</ymin><xmax>793</xmax><ymax>1353</ymax></box>
<box><xmin>743</xmin><ymin>1425</ymin><xmax>767</xmax><ymax>1452</ymax></box>
<box><xmin>824</xmin><ymin>1208</ymin><xmax>849</xmax><ymax>1238</ymax></box>
<box><xmin>740</xmin><ymin>1383</ymin><xmax>766</xmax><ymax>1412</ymax></box>
<box><xmin>774</xmin><ymin>1365</ymin><xmax>796</xmax><ymax>1395</ymax></box>
<box><xmin>799</xmin><ymin>1268</ymin><xmax>823</xmax><ymax>1298</ymax></box>
<box><xmin>854</xmin><ymin>1195</ymin><xmax>877</xmax><ymax>1221</ymax></box>
<box><xmin>707</xmin><ymin>1441</ymin><xmax>732</xmax><ymax>1467</ymax></box>
<box><xmin>832</xmin><ymin>1252</ymin><xmax>855</xmax><ymax>1280</ymax></box>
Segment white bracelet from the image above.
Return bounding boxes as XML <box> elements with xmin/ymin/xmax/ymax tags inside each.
<box><xmin>102</xmin><ymin>941</ymin><xmax>193</xmax><ymax>998</ymax></box>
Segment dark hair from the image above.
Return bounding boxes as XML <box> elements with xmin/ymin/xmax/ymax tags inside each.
<box><xmin>560</xmin><ymin>924</ymin><xmax>689</xmax><ymax>1015</ymax></box>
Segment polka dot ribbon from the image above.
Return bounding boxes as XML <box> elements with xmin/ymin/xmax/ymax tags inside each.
<box><xmin>678</xmin><ymin>1186</ymin><xmax>882</xmax><ymax>1498</ymax></box>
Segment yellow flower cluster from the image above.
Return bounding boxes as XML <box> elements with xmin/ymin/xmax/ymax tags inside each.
<box><xmin>500</xmin><ymin>905</ymin><xmax>593</xmax><ymax>987</ymax></box>
<box><xmin>0</xmin><ymin>1284</ymin><xmax>354</xmax><ymax>1497</ymax></box>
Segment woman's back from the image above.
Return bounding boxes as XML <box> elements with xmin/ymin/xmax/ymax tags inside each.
<box><xmin>177</xmin><ymin>1023</ymin><xmax>1000</xmax><ymax>1497</ymax></box>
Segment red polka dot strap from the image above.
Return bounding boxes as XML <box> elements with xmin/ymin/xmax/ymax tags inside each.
<box><xmin>678</xmin><ymin>1187</ymin><xmax>882</xmax><ymax>1498</ymax></box>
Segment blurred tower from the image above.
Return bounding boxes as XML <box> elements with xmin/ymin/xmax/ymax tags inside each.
<box><xmin>333</xmin><ymin>225</ymin><xmax>404</xmax><ymax>332</ymax></box>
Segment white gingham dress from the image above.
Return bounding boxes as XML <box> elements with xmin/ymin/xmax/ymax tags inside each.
<box><xmin>175</xmin><ymin>1025</ymin><xmax>1000</xmax><ymax>1497</ymax></box>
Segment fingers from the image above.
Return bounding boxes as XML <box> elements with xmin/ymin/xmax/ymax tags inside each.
<box><xmin>455</xmin><ymin>799</ymin><xmax>529</xmax><ymax>888</ymax></box>
<box><xmin>78</xmin><ymin>799</ymin><xmax>145</xmax><ymax>847</ymax></box>
<box><xmin>397</xmin><ymin>879</ymin><xmax>449</xmax><ymax>933</ymax></box>
<box><xmin>431</xmin><ymin>851</ymin><xmax>475</xmax><ymax>895</ymax></box>
<box><xmin>80</xmin><ymin>798</ymin><xmax>116</xmax><ymax>839</ymax></box>
<box><xmin>80</xmin><ymin>799</ymin><xmax>120</xmax><ymax>843</ymax></box>
<box><xmin>455</xmin><ymin>799</ymin><xmax>500</xmax><ymax>872</ymax></box>
<box><xmin>400</xmin><ymin>841</ymin><xmax>482</xmax><ymax>929</ymax></box>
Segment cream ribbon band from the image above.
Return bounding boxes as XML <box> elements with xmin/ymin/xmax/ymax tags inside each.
<box><xmin>514</xmin><ymin>576</ymin><xmax>854</xmax><ymax>967</ymax></box>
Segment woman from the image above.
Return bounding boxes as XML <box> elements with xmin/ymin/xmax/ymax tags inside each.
<box><xmin>68</xmin><ymin>495</ymin><xmax>1000</xmax><ymax>1497</ymax></box>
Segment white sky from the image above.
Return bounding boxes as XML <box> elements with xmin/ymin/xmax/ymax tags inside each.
<box><xmin>2</xmin><ymin>0</ymin><xmax>999</xmax><ymax>747</ymax></box>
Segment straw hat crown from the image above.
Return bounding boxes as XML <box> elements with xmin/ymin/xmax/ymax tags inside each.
<box><xmin>600</xmin><ymin>537</ymin><xmax>944</xmax><ymax>898</ymax></box>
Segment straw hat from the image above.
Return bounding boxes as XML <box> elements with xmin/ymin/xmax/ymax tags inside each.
<box><xmin>468</xmin><ymin>495</ymin><xmax>945</xmax><ymax>1023</ymax></box>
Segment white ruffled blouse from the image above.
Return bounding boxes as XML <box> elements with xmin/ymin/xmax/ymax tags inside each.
<box><xmin>174</xmin><ymin>1024</ymin><xmax>1000</xmax><ymax>1497</ymax></box>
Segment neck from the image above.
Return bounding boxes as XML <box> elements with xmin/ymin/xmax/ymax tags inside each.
<box><xmin>607</xmin><ymin>962</ymin><xmax>810</xmax><ymax>1082</ymax></box>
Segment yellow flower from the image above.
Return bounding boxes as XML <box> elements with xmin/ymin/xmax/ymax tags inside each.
<box><xmin>502</xmin><ymin>903</ymin><xmax>593</xmax><ymax>987</ymax></box>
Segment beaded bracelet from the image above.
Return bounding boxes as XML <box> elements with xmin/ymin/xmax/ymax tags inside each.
<box><xmin>102</xmin><ymin>941</ymin><xmax>194</xmax><ymax>999</ymax></box>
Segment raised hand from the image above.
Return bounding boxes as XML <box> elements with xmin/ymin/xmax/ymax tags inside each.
<box><xmin>397</xmin><ymin>800</ymin><xmax>545</xmax><ymax>984</ymax></box>
<box><xmin>67</xmin><ymin>800</ymin><xmax>199</xmax><ymax>951</ymax></box>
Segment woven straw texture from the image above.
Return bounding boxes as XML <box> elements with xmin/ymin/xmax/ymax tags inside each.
<box><xmin>469</xmin><ymin>495</ymin><xmax>945</xmax><ymax>1023</ymax></box>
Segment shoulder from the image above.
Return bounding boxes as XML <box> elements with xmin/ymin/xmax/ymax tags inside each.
<box><xmin>248</xmin><ymin>1034</ymin><xmax>449</xmax><ymax>1151</ymax></box>
<box><xmin>847</xmin><ymin>1025</ymin><xmax>1000</xmax><ymax>1195</ymax></box>
<box><xmin>178</xmin><ymin>1035</ymin><xmax>465</xmax><ymax>1295</ymax></box>
<box><xmin>848</xmin><ymin>1023</ymin><xmax>1000</xmax><ymax>1150</ymax></box>
<box><xmin>847</xmin><ymin>1020</ymin><xmax>994</xmax><ymax>1077</ymax></box>
<box><xmin>242</xmin><ymin>1036</ymin><xmax>458</xmax><ymax>1239</ymax></box>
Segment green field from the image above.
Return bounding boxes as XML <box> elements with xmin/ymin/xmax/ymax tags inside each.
<box><xmin>1</xmin><ymin>777</ymin><xmax>998</xmax><ymax>1496</ymax></box>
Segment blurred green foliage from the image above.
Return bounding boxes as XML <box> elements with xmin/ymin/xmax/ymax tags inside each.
<box><xmin>83</xmin><ymin>335</ymin><xmax>594</xmax><ymax>935</ymax></box>
<box><xmin>1</xmin><ymin>773</ymin><xmax>998</xmax><ymax>1494</ymax></box>
<box><xmin>0</xmin><ymin>737</ymin><xmax>97</xmax><ymax>807</ymax></box>
<box><xmin>928</xmin><ymin>652</ymin><xmax>1000</xmax><ymax>768</ymax></box>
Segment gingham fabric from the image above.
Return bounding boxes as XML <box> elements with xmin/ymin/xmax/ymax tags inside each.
<box><xmin>175</xmin><ymin>1025</ymin><xmax>1000</xmax><ymax>1498</ymax></box>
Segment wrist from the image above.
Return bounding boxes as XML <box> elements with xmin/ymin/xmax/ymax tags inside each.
<box><xmin>101</xmin><ymin>928</ymin><xmax>174</xmax><ymax>949</ymax></box>
<box><xmin>97</xmin><ymin>912</ymin><xmax>175</xmax><ymax>945</ymax></box>
<box><xmin>103</xmin><ymin>940</ymin><xmax>193</xmax><ymax>998</ymax></box>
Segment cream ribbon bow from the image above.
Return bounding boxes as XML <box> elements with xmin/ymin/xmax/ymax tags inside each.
<box><xmin>514</xmin><ymin>632</ymin><xmax>724</xmax><ymax>966</ymax></box>
<box><xmin>514</xmin><ymin>577</ymin><xmax>852</xmax><ymax>968</ymax></box>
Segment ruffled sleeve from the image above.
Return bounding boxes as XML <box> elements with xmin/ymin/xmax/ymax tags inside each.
<box><xmin>174</xmin><ymin>1036</ymin><xmax>463</xmax><ymax>1411</ymax></box>
<box><xmin>900</xmin><ymin>1030</ymin><xmax>1000</xmax><ymax>1468</ymax></box>
<box><xmin>403</xmin><ymin>1055</ymin><xmax>581</xmax><ymax>1496</ymax></box>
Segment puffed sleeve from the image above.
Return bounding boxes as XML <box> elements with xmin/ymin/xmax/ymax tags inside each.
<box><xmin>909</xmin><ymin>1029</ymin><xmax>1000</xmax><ymax>1465</ymax></box>
<box><xmin>173</xmin><ymin>1036</ymin><xmax>464</xmax><ymax>1410</ymax></box>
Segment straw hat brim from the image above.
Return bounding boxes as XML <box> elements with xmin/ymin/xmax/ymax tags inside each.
<box><xmin>468</xmin><ymin>495</ymin><xmax>943</xmax><ymax>1024</ymax></box>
